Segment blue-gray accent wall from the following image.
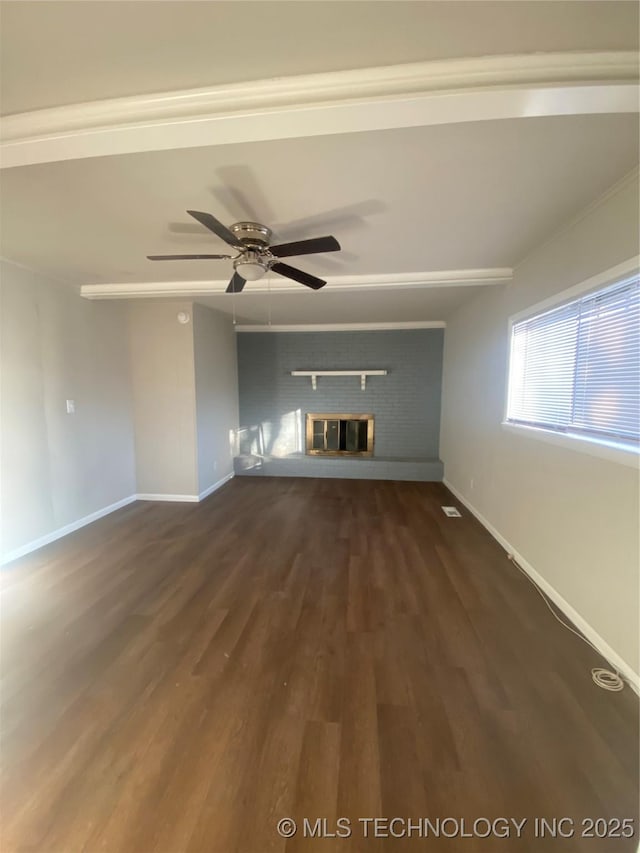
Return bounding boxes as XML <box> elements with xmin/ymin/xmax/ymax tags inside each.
<box><xmin>235</xmin><ymin>329</ymin><xmax>444</xmax><ymax>480</ymax></box>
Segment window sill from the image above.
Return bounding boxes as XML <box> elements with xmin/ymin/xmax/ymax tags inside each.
<box><xmin>501</xmin><ymin>422</ymin><xmax>640</xmax><ymax>469</ymax></box>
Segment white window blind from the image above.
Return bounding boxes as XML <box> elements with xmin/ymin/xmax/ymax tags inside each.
<box><xmin>507</xmin><ymin>274</ymin><xmax>640</xmax><ymax>448</ymax></box>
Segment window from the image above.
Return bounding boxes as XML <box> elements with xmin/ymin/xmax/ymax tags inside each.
<box><xmin>506</xmin><ymin>274</ymin><xmax>640</xmax><ymax>452</ymax></box>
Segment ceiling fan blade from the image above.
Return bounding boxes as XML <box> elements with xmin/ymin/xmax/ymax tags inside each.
<box><xmin>147</xmin><ymin>254</ymin><xmax>231</xmax><ymax>261</ymax></box>
<box><xmin>186</xmin><ymin>210</ymin><xmax>244</xmax><ymax>248</ymax></box>
<box><xmin>226</xmin><ymin>272</ymin><xmax>247</xmax><ymax>293</ymax></box>
<box><xmin>269</xmin><ymin>235</ymin><xmax>340</xmax><ymax>258</ymax></box>
<box><xmin>271</xmin><ymin>262</ymin><xmax>326</xmax><ymax>290</ymax></box>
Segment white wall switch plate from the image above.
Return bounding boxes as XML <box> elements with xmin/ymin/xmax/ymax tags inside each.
<box><xmin>66</xmin><ymin>399</ymin><xmax>75</xmax><ymax>414</ymax></box>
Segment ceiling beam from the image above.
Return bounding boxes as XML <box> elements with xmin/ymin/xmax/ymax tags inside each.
<box><xmin>80</xmin><ymin>268</ymin><xmax>513</xmax><ymax>299</ymax></box>
<box><xmin>2</xmin><ymin>52</ymin><xmax>637</xmax><ymax>169</ymax></box>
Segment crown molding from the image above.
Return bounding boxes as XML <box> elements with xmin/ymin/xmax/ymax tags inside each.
<box><xmin>235</xmin><ymin>322</ymin><xmax>446</xmax><ymax>332</ymax></box>
<box><xmin>2</xmin><ymin>51</ymin><xmax>637</xmax><ymax>169</ymax></box>
<box><xmin>515</xmin><ymin>166</ymin><xmax>640</xmax><ymax>270</ymax></box>
<box><xmin>80</xmin><ymin>267</ymin><xmax>512</xmax><ymax>299</ymax></box>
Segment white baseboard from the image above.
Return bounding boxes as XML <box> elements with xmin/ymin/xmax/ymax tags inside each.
<box><xmin>137</xmin><ymin>472</ymin><xmax>235</xmax><ymax>503</ymax></box>
<box><xmin>1</xmin><ymin>494</ymin><xmax>137</xmax><ymax>566</ymax></box>
<box><xmin>199</xmin><ymin>471</ymin><xmax>234</xmax><ymax>500</ymax></box>
<box><xmin>135</xmin><ymin>493</ymin><xmax>200</xmax><ymax>502</ymax></box>
<box><xmin>1</xmin><ymin>474</ymin><xmax>237</xmax><ymax>566</ymax></box>
<box><xmin>443</xmin><ymin>478</ymin><xmax>640</xmax><ymax>694</ymax></box>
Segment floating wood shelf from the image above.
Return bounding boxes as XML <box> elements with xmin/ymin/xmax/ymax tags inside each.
<box><xmin>291</xmin><ymin>369</ymin><xmax>388</xmax><ymax>391</ymax></box>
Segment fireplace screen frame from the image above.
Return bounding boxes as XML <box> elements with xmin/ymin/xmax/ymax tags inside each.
<box><xmin>305</xmin><ymin>413</ymin><xmax>375</xmax><ymax>457</ymax></box>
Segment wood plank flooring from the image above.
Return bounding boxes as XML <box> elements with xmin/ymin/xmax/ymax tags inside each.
<box><xmin>1</xmin><ymin>477</ymin><xmax>638</xmax><ymax>852</ymax></box>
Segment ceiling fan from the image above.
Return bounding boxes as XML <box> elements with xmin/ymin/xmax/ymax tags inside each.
<box><xmin>148</xmin><ymin>210</ymin><xmax>340</xmax><ymax>292</ymax></box>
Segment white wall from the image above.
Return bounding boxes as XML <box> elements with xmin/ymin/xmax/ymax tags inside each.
<box><xmin>193</xmin><ymin>303</ymin><xmax>238</xmax><ymax>494</ymax></box>
<box><xmin>1</xmin><ymin>288</ymin><xmax>239</xmax><ymax>560</ymax></box>
<box><xmin>440</xmin><ymin>175</ymin><xmax>640</xmax><ymax>676</ymax></box>
<box><xmin>127</xmin><ymin>300</ymin><xmax>199</xmax><ymax>497</ymax></box>
<box><xmin>0</xmin><ymin>261</ymin><xmax>136</xmax><ymax>558</ymax></box>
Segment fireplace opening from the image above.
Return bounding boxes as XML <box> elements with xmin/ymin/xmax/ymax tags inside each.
<box><xmin>305</xmin><ymin>413</ymin><xmax>374</xmax><ymax>456</ymax></box>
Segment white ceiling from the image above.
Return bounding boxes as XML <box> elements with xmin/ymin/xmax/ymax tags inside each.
<box><xmin>185</xmin><ymin>286</ymin><xmax>489</xmax><ymax>327</ymax></box>
<box><xmin>1</xmin><ymin>1</ymin><xmax>637</xmax><ymax>115</ymax></box>
<box><xmin>0</xmin><ymin>1</ymin><xmax>638</xmax><ymax>325</ymax></box>
<box><xmin>1</xmin><ymin>115</ymin><xmax>636</xmax><ymax>279</ymax></box>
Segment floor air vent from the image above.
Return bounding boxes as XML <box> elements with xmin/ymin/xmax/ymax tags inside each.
<box><xmin>441</xmin><ymin>506</ymin><xmax>462</xmax><ymax>517</ymax></box>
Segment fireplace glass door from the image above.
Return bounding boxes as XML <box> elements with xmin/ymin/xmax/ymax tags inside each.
<box><xmin>306</xmin><ymin>414</ymin><xmax>374</xmax><ymax>456</ymax></box>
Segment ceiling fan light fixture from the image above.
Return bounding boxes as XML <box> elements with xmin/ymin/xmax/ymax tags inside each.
<box><xmin>234</xmin><ymin>252</ymin><xmax>268</xmax><ymax>281</ymax></box>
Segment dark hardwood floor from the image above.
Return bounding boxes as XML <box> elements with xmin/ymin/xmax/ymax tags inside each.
<box><xmin>1</xmin><ymin>478</ymin><xmax>638</xmax><ymax>852</ymax></box>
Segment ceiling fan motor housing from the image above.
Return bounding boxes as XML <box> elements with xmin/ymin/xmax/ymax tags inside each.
<box><xmin>231</xmin><ymin>222</ymin><xmax>273</xmax><ymax>280</ymax></box>
<box><xmin>230</xmin><ymin>221</ymin><xmax>272</xmax><ymax>249</ymax></box>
